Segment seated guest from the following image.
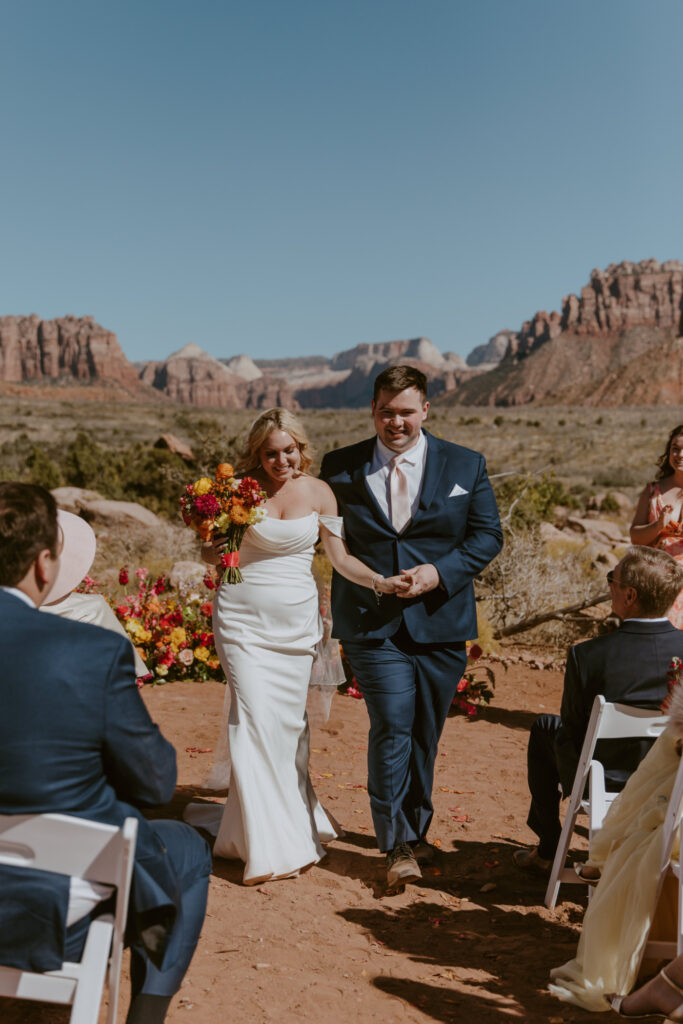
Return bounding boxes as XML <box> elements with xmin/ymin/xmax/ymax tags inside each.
<box><xmin>549</xmin><ymin>668</ymin><xmax>683</xmax><ymax>1010</ymax></box>
<box><xmin>0</xmin><ymin>483</ymin><xmax>211</xmax><ymax>1024</ymax></box>
<box><xmin>514</xmin><ymin>546</ymin><xmax>683</xmax><ymax>874</ymax></box>
<box><xmin>41</xmin><ymin>509</ymin><xmax>150</xmax><ymax>679</ymax></box>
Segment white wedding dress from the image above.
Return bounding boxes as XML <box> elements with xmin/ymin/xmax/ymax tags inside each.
<box><xmin>184</xmin><ymin>512</ymin><xmax>342</xmax><ymax>884</ymax></box>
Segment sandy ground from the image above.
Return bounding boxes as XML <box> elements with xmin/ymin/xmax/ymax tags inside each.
<box><xmin>2</xmin><ymin>657</ymin><xmax>612</xmax><ymax>1024</ymax></box>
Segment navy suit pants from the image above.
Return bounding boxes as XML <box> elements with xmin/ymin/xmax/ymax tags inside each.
<box><xmin>342</xmin><ymin>624</ymin><xmax>467</xmax><ymax>852</ymax></box>
<box><xmin>65</xmin><ymin>820</ymin><xmax>211</xmax><ymax>998</ymax></box>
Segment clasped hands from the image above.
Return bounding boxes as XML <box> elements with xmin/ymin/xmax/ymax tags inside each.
<box><xmin>378</xmin><ymin>563</ymin><xmax>441</xmax><ymax>599</ymax></box>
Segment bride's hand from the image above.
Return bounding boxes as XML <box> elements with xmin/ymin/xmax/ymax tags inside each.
<box><xmin>202</xmin><ymin>535</ymin><xmax>227</xmax><ymax>565</ymax></box>
<box><xmin>376</xmin><ymin>574</ymin><xmax>412</xmax><ymax>595</ymax></box>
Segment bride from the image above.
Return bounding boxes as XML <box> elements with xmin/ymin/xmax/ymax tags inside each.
<box><xmin>185</xmin><ymin>408</ymin><xmax>407</xmax><ymax>885</ymax></box>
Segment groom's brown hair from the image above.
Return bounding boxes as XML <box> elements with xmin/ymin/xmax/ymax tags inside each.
<box><xmin>373</xmin><ymin>365</ymin><xmax>428</xmax><ymax>403</ymax></box>
<box><xmin>0</xmin><ymin>482</ymin><xmax>59</xmax><ymax>586</ymax></box>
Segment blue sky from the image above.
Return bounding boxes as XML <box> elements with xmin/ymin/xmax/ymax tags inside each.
<box><xmin>1</xmin><ymin>0</ymin><xmax>682</xmax><ymax>363</ymax></box>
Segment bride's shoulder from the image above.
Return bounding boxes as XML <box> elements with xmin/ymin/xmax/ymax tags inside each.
<box><xmin>299</xmin><ymin>474</ymin><xmax>335</xmax><ymax>512</ymax></box>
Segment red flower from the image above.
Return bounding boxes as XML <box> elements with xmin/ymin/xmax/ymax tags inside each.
<box><xmin>158</xmin><ymin>649</ymin><xmax>176</xmax><ymax>667</ymax></box>
<box><xmin>118</xmin><ymin>567</ymin><xmax>129</xmax><ymax>586</ymax></box>
<box><xmin>200</xmin><ymin>601</ymin><xmax>213</xmax><ymax>617</ymax></box>
<box><xmin>194</xmin><ymin>493</ymin><xmax>221</xmax><ymax>517</ymax></box>
<box><xmin>116</xmin><ymin>604</ymin><xmax>130</xmax><ymax>618</ymax></box>
<box><xmin>203</xmin><ymin>573</ymin><xmax>216</xmax><ymax>590</ymax></box>
<box><xmin>468</xmin><ymin>643</ymin><xmax>483</xmax><ymax>661</ymax></box>
<box><xmin>153</xmin><ymin>575</ymin><xmax>167</xmax><ymax>595</ymax></box>
<box><xmin>456</xmin><ymin>678</ymin><xmax>468</xmax><ymax>692</ymax></box>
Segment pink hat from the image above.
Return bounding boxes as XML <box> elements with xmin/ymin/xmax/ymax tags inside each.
<box><xmin>44</xmin><ymin>510</ymin><xmax>97</xmax><ymax>605</ymax></box>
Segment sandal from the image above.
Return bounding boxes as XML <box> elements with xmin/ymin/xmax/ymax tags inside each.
<box><xmin>610</xmin><ymin>966</ymin><xmax>683</xmax><ymax>1020</ymax></box>
<box><xmin>573</xmin><ymin>862</ymin><xmax>600</xmax><ymax>886</ymax></box>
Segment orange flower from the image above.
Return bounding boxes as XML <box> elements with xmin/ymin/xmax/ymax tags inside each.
<box><xmin>208</xmin><ymin>657</ymin><xmax>220</xmax><ymax>670</ymax></box>
<box><xmin>198</xmin><ymin>519</ymin><xmax>214</xmax><ymax>541</ymax></box>
<box><xmin>230</xmin><ymin>506</ymin><xmax>249</xmax><ymax>524</ymax></box>
<box><xmin>215</xmin><ymin>463</ymin><xmax>235</xmax><ymax>481</ymax></box>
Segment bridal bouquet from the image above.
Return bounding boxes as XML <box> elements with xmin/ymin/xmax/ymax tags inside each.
<box><xmin>179</xmin><ymin>463</ymin><xmax>267</xmax><ymax>584</ymax></box>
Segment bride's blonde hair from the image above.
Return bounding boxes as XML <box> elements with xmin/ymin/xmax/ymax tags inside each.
<box><xmin>235</xmin><ymin>408</ymin><xmax>314</xmax><ymax>475</ymax></box>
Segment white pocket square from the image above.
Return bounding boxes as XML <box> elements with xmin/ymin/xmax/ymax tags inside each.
<box><xmin>449</xmin><ymin>483</ymin><xmax>469</xmax><ymax>497</ymax></box>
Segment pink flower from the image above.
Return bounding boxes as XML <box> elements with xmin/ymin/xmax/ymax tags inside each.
<box><xmin>178</xmin><ymin>648</ymin><xmax>194</xmax><ymax>666</ymax></box>
<box><xmin>136</xmin><ymin>568</ymin><xmax>149</xmax><ymax>582</ymax></box>
<box><xmin>346</xmin><ymin>685</ymin><xmax>364</xmax><ymax>700</ymax></box>
<box><xmin>457</xmin><ymin>678</ymin><xmax>468</xmax><ymax>692</ymax></box>
<box><xmin>118</xmin><ymin>567</ymin><xmax>129</xmax><ymax>586</ymax></box>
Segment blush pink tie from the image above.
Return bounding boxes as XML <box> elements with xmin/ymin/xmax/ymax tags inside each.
<box><xmin>389</xmin><ymin>455</ymin><xmax>411</xmax><ymax>532</ymax></box>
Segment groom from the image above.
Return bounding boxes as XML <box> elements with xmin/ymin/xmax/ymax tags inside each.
<box><xmin>321</xmin><ymin>365</ymin><xmax>502</xmax><ymax>888</ymax></box>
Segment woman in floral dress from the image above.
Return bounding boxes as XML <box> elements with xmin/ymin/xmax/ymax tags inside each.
<box><xmin>631</xmin><ymin>424</ymin><xmax>683</xmax><ymax>628</ymax></box>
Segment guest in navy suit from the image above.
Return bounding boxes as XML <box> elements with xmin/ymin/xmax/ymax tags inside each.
<box><xmin>320</xmin><ymin>366</ymin><xmax>503</xmax><ymax>888</ymax></box>
<box><xmin>0</xmin><ymin>483</ymin><xmax>211</xmax><ymax>1024</ymax></box>
<box><xmin>514</xmin><ymin>545</ymin><xmax>683</xmax><ymax>875</ymax></box>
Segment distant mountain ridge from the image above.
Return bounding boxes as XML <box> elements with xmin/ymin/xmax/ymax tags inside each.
<box><xmin>4</xmin><ymin>259</ymin><xmax>682</xmax><ymax>407</ymax></box>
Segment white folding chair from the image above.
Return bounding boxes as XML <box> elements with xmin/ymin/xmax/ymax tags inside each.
<box><xmin>0</xmin><ymin>813</ymin><xmax>137</xmax><ymax>1024</ymax></box>
<box><xmin>545</xmin><ymin>695</ymin><xmax>668</xmax><ymax>909</ymax></box>
<box><xmin>636</xmin><ymin>753</ymin><xmax>683</xmax><ymax>967</ymax></box>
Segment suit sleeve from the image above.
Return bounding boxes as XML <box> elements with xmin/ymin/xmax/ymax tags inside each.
<box><xmin>102</xmin><ymin>638</ymin><xmax>177</xmax><ymax>806</ymax></box>
<box><xmin>554</xmin><ymin>646</ymin><xmax>587</xmax><ymax>796</ymax></box>
<box><xmin>432</xmin><ymin>455</ymin><xmax>503</xmax><ymax>598</ymax></box>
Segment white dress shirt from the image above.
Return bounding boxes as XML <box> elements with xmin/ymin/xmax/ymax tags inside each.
<box><xmin>0</xmin><ymin>585</ymin><xmax>113</xmax><ymax>924</ymax></box>
<box><xmin>365</xmin><ymin>430</ymin><xmax>428</xmax><ymax>525</ymax></box>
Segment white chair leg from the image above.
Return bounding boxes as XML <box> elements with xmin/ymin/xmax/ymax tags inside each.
<box><xmin>69</xmin><ymin>919</ymin><xmax>112</xmax><ymax>1024</ymax></box>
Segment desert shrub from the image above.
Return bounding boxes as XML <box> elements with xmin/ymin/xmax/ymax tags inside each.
<box><xmin>494</xmin><ymin>472</ymin><xmax>579</xmax><ymax>530</ymax></box>
<box><xmin>26</xmin><ymin>446</ymin><xmax>63</xmax><ymax>489</ymax></box>
<box><xmin>600</xmin><ymin>492</ymin><xmax>621</xmax><ymax>513</ymax></box>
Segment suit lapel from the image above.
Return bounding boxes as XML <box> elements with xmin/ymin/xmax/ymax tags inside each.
<box><xmin>412</xmin><ymin>433</ymin><xmax>447</xmax><ymax>522</ymax></box>
<box><xmin>350</xmin><ymin>438</ymin><xmax>395</xmax><ymax>533</ymax></box>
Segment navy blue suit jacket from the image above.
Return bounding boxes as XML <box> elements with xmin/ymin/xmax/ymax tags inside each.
<box><xmin>0</xmin><ymin>590</ymin><xmax>180</xmax><ymax>973</ymax></box>
<box><xmin>320</xmin><ymin>431</ymin><xmax>503</xmax><ymax>642</ymax></box>
<box><xmin>554</xmin><ymin>618</ymin><xmax>683</xmax><ymax>795</ymax></box>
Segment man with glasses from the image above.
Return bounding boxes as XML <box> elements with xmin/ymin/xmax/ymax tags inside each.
<box><xmin>514</xmin><ymin>545</ymin><xmax>683</xmax><ymax>874</ymax></box>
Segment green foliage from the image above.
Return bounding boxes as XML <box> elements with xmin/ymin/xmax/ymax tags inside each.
<box><xmin>25</xmin><ymin>446</ymin><xmax>62</xmax><ymax>489</ymax></box>
<box><xmin>494</xmin><ymin>472</ymin><xmax>579</xmax><ymax>530</ymax></box>
<box><xmin>599</xmin><ymin>492</ymin><xmax>621</xmax><ymax>513</ymax></box>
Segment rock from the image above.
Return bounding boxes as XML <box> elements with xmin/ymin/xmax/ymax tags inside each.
<box><xmin>466</xmin><ymin>331</ymin><xmax>515</xmax><ymax>367</ymax></box>
<box><xmin>154</xmin><ymin>433</ymin><xmax>195</xmax><ymax>462</ymax></box>
<box><xmin>52</xmin><ymin>486</ymin><xmax>104</xmax><ymax>512</ymax></box>
<box><xmin>84</xmin><ymin>499</ymin><xmax>161</xmax><ymax>528</ymax></box>
<box><xmin>565</xmin><ymin>517</ymin><xmax>628</xmax><ymax>546</ymax></box>
<box><xmin>169</xmin><ymin>560</ymin><xmax>207</xmax><ymax>589</ymax></box>
<box><xmin>0</xmin><ymin>315</ymin><xmax>155</xmax><ymax>398</ymax></box>
<box><xmin>223</xmin><ymin>354</ymin><xmax>263</xmax><ymax>381</ymax></box>
<box><xmin>448</xmin><ymin>259</ymin><xmax>683</xmax><ymax>407</ymax></box>
<box><xmin>140</xmin><ymin>343</ymin><xmax>246</xmax><ymax>407</ymax></box>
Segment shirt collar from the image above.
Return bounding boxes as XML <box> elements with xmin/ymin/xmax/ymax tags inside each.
<box><xmin>375</xmin><ymin>429</ymin><xmax>426</xmax><ymax>467</ymax></box>
<box><xmin>0</xmin><ymin>586</ymin><xmax>36</xmax><ymax>609</ymax></box>
<box><xmin>625</xmin><ymin>617</ymin><xmax>670</xmax><ymax>624</ymax></box>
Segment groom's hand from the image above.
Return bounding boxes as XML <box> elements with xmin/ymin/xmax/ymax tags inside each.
<box><xmin>397</xmin><ymin>563</ymin><xmax>441</xmax><ymax>598</ymax></box>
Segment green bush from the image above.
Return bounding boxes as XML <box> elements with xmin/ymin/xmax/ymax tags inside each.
<box><xmin>494</xmin><ymin>472</ymin><xmax>579</xmax><ymax>530</ymax></box>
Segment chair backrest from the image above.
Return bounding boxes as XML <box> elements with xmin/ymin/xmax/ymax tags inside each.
<box><xmin>0</xmin><ymin>813</ymin><xmax>133</xmax><ymax>886</ymax></box>
<box><xmin>595</xmin><ymin>699</ymin><xmax>669</xmax><ymax>742</ymax></box>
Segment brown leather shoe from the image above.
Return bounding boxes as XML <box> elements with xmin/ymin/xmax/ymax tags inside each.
<box><xmin>512</xmin><ymin>846</ymin><xmax>552</xmax><ymax>875</ymax></box>
<box><xmin>386</xmin><ymin>842</ymin><xmax>422</xmax><ymax>889</ymax></box>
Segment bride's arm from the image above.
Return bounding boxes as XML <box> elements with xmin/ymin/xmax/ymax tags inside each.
<box><xmin>316</xmin><ymin>480</ymin><xmax>408</xmax><ymax>596</ymax></box>
<box><xmin>201</xmin><ymin>538</ymin><xmax>223</xmax><ymax>565</ymax></box>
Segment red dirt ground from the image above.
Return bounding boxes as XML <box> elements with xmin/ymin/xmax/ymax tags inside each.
<box><xmin>2</xmin><ymin>657</ymin><xmax>610</xmax><ymax>1023</ymax></box>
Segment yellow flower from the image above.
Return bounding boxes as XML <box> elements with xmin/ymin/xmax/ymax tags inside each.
<box><xmin>156</xmin><ymin>664</ymin><xmax>168</xmax><ymax>677</ymax></box>
<box><xmin>230</xmin><ymin>506</ymin><xmax>249</xmax><ymax>524</ymax></box>
<box><xmin>215</xmin><ymin>512</ymin><xmax>230</xmax><ymax>531</ymax></box>
<box><xmin>125</xmin><ymin>619</ymin><xmax>142</xmax><ymax>637</ymax></box>
<box><xmin>169</xmin><ymin>626</ymin><xmax>187</xmax><ymax>651</ymax></box>
<box><xmin>193</xmin><ymin>477</ymin><xmax>214</xmax><ymax>496</ymax></box>
<box><xmin>194</xmin><ymin>646</ymin><xmax>210</xmax><ymax>662</ymax></box>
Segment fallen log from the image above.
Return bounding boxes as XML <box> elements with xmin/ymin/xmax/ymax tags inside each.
<box><xmin>495</xmin><ymin>591</ymin><xmax>610</xmax><ymax>638</ymax></box>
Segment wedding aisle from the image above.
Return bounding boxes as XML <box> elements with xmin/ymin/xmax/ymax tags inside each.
<box><xmin>2</xmin><ymin>654</ymin><xmax>608</xmax><ymax>1023</ymax></box>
